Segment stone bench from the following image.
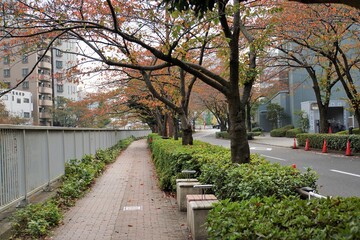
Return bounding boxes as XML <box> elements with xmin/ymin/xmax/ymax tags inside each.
<box><xmin>186</xmin><ymin>194</ymin><xmax>218</xmax><ymax>240</ymax></box>
<box><xmin>176</xmin><ymin>181</ymin><xmax>202</xmax><ymax>211</ymax></box>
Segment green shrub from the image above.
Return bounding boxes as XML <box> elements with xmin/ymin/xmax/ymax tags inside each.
<box><xmin>207</xmin><ymin>196</ymin><xmax>360</xmax><ymax>240</ymax></box>
<box><xmin>215</xmin><ymin>131</ymin><xmax>256</xmax><ymax>140</ymax></box>
<box><xmin>285</xmin><ymin>128</ymin><xmax>303</xmax><ymax>138</ymax></box>
<box><xmin>149</xmin><ymin>134</ymin><xmax>318</xmax><ymax>199</ymax></box>
<box><xmin>252</xmin><ymin>127</ymin><xmax>263</xmax><ymax>132</ymax></box>
<box><xmin>297</xmin><ymin>133</ymin><xmax>360</xmax><ymax>152</ymax></box>
<box><xmin>199</xmin><ymin>159</ymin><xmax>317</xmax><ymax>201</ymax></box>
<box><xmin>249</xmin><ymin>132</ymin><xmax>262</xmax><ymax>137</ymax></box>
<box><xmin>215</xmin><ymin>131</ymin><xmax>230</xmax><ymax>139</ymax></box>
<box><xmin>270</xmin><ymin>125</ymin><xmax>294</xmax><ymax>137</ymax></box>
<box><xmin>337</xmin><ymin>128</ymin><xmax>360</xmax><ymax>135</ymax></box>
<box><xmin>149</xmin><ymin>134</ymin><xmax>230</xmax><ymax>191</ymax></box>
<box><xmin>11</xmin><ymin>201</ymin><xmax>62</xmax><ymax>238</ymax></box>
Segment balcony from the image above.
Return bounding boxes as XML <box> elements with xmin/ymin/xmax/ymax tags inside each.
<box><xmin>39</xmin><ymin>99</ymin><xmax>53</xmax><ymax>107</ymax></box>
<box><xmin>39</xmin><ymin>112</ymin><xmax>52</xmax><ymax>119</ymax></box>
<box><xmin>39</xmin><ymin>87</ymin><xmax>52</xmax><ymax>94</ymax></box>
<box><xmin>39</xmin><ymin>74</ymin><xmax>51</xmax><ymax>81</ymax></box>
<box><xmin>39</xmin><ymin>61</ymin><xmax>51</xmax><ymax>69</ymax></box>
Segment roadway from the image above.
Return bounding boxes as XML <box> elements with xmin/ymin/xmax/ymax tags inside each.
<box><xmin>194</xmin><ymin>129</ymin><xmax>360</xmax><ymax>197</ymax></box>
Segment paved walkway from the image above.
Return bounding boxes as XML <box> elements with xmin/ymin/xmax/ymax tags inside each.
<box><xmin>51</xmin><ymin>139</ymin><xmax>190</xmax><ymax>240</ymax></box>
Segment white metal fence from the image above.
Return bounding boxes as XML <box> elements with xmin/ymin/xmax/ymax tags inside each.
<box><xmin>0</xmin><ymin>125</ymin><xmax>150</xmax><ymax>211</ymax></box>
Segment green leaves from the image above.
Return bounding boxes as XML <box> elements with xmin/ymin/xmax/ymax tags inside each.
<box><xmin>11</xmin><ymin>201</ymin><xmax>62</xmax><ymax>238</ymax></box>
<box><xmin>297</xmin><ymin>133</ymin><xmax>360</xmax><ymax>152</ymax></box>
<box><xmin>208</xmin><ymin>197</ymin><xmax>360</xmax><ymax>239</ymax></box>
<box><xmin>149</xmin><ymin>133</ymin><xmax>318</xmax><ymax>199</ymax></box>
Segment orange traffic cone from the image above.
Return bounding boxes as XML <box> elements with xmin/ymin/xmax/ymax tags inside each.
<box><xmin>345</xmin><ymin>139</ymin><xmax>352</xmax><ymax>156</ymax></box>
<box><xmin>328</xmin><ymin>126</ymin><xmax>332</xmax><ymax>134</ymax></box>
<box><xmin>322</xmin><ymin>139</ymin><xmax>327</xmax><ymax>153</ymax></box>
<box><xmin>293</xmin><ymin>137</ymin><xmax>298</xmax><ymax>149</ymax></box>
<box><xmin>305</xmin><ymin>138</ymin><xmax>310</xmax><ymax>151</ymax></box>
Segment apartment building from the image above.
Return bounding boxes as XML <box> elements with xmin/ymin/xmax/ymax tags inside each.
<box><xmin>53</xmin><ymin>39</ymin><xmax>79</xmax><ymax>102</ymax></box>
<box><xmin>0</xmin><ymin>39</ymin><xmax>79</xmax><ymax>126</ymax></box>
<box><xmin>0</xmin><ymin>89</ymin><xmax>33</xmax><ymax>124</ymax></box>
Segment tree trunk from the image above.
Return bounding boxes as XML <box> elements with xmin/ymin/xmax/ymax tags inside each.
<box><xmin>246</xmin><ymin>102</ymin><xmax>252</xmax><ymax>131</ymax></box>
<box><xmin>227</xmin><ymin>96</ymin><xmax>250</xmax><ymax>164</ymax></box>
<box><xmin>173</xmin><ymin>116</ymin><xmax>179</xmax><ymax>140</ymax></box>
<box><xmin>180</xmin><ymin>113</ymin><xmax>193</xmax><ymax>145</ymax></box>
<box><xmin>220</xmin><ymin>121</ymin><xmax>227</xmax><ymax>132</ymax></box>
<box><xmin>354</xmin><ymin>108</ymin><xmax>360</xmax><ymax>130</ymax></box>
<box><xmin>318</xmin><ymin>106</ymin><xmax>329</xmax><ymax>133</ymax></box>
<box><xmin>161</xmin><ymin>114</ymin><xmax>168</xmax><ymax>137</ymax></box>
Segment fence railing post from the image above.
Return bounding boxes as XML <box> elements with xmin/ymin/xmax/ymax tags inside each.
<box><xmin>44</xmin><ymin>130</ymin><xmax>51</xmax><ymax>192</ymax></box>
<box><xmin>17</xmin><ymin>129</ymin><xmax>28</xmax><ymax>208</ymax></box>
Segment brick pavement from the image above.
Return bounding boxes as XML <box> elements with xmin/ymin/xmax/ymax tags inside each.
<box><xmin>51</xmin><ymin>139</ymin><xmax>191</xmax><ymax>240</ymax></box>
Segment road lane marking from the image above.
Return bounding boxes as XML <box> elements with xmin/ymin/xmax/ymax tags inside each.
<box><xmin>261</xmin><ymin>154</ymin><xmax>287</xmax><ymax>161</ymax></box>
<box><xmin>330</xmin><ymin>169</ymin><xmax>360</xmax><ymax>178</ymax></box>
<box><xmin>250</xmin><ymin>147</ymin><xmax>272</xmax><ymax>151</ymax></box>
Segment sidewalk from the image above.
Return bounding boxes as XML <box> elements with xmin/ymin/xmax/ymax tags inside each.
<box><xmin>50</xmin><ymin>139</ymin><xmax>190</xmax><ymax>240</ymax></box>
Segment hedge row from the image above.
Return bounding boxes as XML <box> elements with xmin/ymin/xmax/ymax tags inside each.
<box><xmin>148</xmin><ymin>134</ymin><xmax>230</xmax><ymax>191</ymax></box>
<box><xmin>215</xmin><ymin>131</ymin><xmax>261</xmax><ymax>140</ymax></box>
<box><xmin>297</xmin><ymin>133</ymin><xmax>360</xmax><ymax>152</ymax></box>
<box><xmin>270</xmin><ymin>125</ymin><xmax>297</xmax><ymax>137</ymax></box>
<box><xmin>207</xmin><ymin>196</ymin><xmax>360</xmax><ymax>239</ymax></box>
<box><xmin>148</xmin><ymin>134</ymin><xmax>318</xmax><ymax>201</ymax></box>
<box><xmin>149</xmin><ymin>135</ymin><xmax>360</xmax><ymax>239</ymax></box>
<box><xmin>337</xmin><ymin>128</ymin><xmax>360</xmax><ymax>135</ymax></box>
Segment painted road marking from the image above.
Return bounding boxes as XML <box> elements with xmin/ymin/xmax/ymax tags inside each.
<box><xmin>330</xmin><ymin>169</ymin><xmax>360</xmax><ymax>178</ymax></box>
<box><xmin>123</xmin><ymin>206</ymin><xmax>143</xmax><ymax>211</ymax></box>
<box><xmin>261</xmin><ymin>154</ymin><xmax>287</xmax><ymax>161</ymax></box>
<box><xmin>250</xmin><ymin>147</ymin><xmax>272</xmax><ymax>151</ymax></box>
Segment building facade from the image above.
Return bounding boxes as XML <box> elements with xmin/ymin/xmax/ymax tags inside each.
<box><xmin>0</xmin><ymin>39</ymin><xmax>79</xmax><ymax>125</ymax></box>
<box><xmin>0</xmin><ymin>89</ymin><xmax>33</xmax><ymax>124</ymax></box>
<box><xmin>257</xmin><ymin>67</ymin><xmax>359</xmax><ymax>132</ymax></box>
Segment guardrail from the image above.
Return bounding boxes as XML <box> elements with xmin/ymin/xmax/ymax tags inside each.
<box><xmin>0</xmin><ymin>125</ymin><xmax>151</xmax><ymax>211</ymax></box>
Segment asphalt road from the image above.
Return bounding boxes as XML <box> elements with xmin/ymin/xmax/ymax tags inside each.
<box><xmin>194</xmin><ymin>129</ymin><xmax>360</xmax><ymax>197</ymax></box>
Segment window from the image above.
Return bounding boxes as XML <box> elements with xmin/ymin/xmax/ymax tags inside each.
<box><xmin>57</xmin><ymin>73</ymin><xmax>63</xmax><ymax>81</ymax></box>
<box><xmin>3</xmin><ymin>82</ymin><xmax>10</xmax><ymax>88</ymax></box>
<box><xmin>55</xmin><ymin>49</ymin><xmax>62</xmax><ymax>57</ymax></box>
<box><xmin>57</xmin><ymin>84</ymin><xmax>64</xmax><ymax>92</ymax></box>
<box><xmin>2</xmin><ymin>95</ymin><xmax>8</xmax><ymax>100</ymax></box>
<box><xmin>22</xmin><ymin>55</ymin><xmax>28</xmax><ymax>64</ymax></box>
<box><xmin>3</xmin><ymin>55</ymin><xmax>10</xmax><ymax>64</ymax></box>
<box><xmin>24</xmin><ymin>98</ymin><xmax>30</xmax><ymax>103</ymax></box>
<box><xmin>17</xmin><ymin>98</ymin><xmax>21</xmax><ymax>103</ymax></box>
<box><xmin>3</xmin><ymin>69</ymin><xmax>10</xmax><ymax>78</ymax></box>
<box><xmin>22</xmin><ymin>68</ymin><xmax>29</xmax><ymax>77</ymax></box>
<box><xmin>23</xmin><ymin>112</ymin><xmax>30</xmax><ymax>118</ymax></box>
<box><xmin>22</xmin><ymin>81</ymin><xmax>29</xmax><ymax>89</ymax></box>
<box><xmin>56</xmin><ymin>60</ymin><xmax>63</xmax><ymax>69</ymax></box>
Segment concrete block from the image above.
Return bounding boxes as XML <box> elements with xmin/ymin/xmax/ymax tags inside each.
<box><xmin>176</xmin><ymin>181</ymin><xmax>201</xmax><ymax>212</ymax></box>
<box><xmin>187</xmin><ymin>198</ymin><xmax>218</xmax><ymax>240</ymax></box>
<box><xmin>186</xmin><ymin>194</ymin><xmax>217</xmax><ymax>227</ymax></box>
